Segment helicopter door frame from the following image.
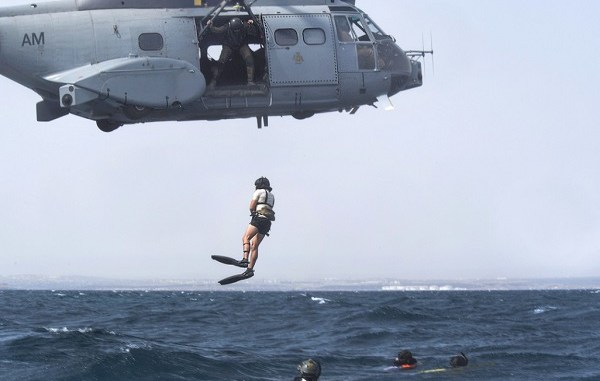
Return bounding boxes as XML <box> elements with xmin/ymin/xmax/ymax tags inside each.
<box><xmin>333</xmin><ymin>14</ymin><xmax>377</xmax><ymax>72</ymax></box>
<box><xmin>263</xmin><ymin>14</ymin><xmax>338</xmax><ymax>87</ymax></box>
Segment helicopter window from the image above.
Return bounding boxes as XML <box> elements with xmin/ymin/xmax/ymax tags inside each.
<box><xmin>364</xmin><ymin>15</ymin><xmax>389</xmax><ymax>41</ymax></box>
<box><xmin>348</xmin><ymin>16</ymin><xmax>370</xmax><ymax>42</ymax></box>
<box><xmin>357</xmin><ymin>45</ymin><xmax>376</xmax><ymax>70</ymax></box>
<box><xmin>275</xmin><ymin>29</ymin><xmax>298</xmax><ymax>46</ymax></box>
<box><xmin>138</xmin><ymin>33</ymin><xmax>164</xmax><ymax>51</ymax></box>
<box><xmin>328</xmin><ymin>6</ymin><xmax>357</xmax><ymax>12</ymax></box>
<box><xmin>334</xmin><ymin>16</ymin><xmax>355</xmax><ymax>42</ymax></box>
<box><xmin>303</xmin><ymin>28</ymin><xmax>326</xmax><ymax>45</ymax></box>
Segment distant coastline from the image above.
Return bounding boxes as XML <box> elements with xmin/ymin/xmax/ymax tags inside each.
<box><xmin>1</xmin><ymin>275</ymin><xmax>599</xmax><ymax>291</ymax></box>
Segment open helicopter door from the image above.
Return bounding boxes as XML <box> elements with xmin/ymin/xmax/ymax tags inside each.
<box><xmin>263</xmin><ymin>14</ymin><xmax>338</xmax><ymax>86</ymax></box>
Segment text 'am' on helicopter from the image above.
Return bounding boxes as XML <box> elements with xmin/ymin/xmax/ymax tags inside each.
<box><xmin>0</xmin><ymin>0</ymin><xmax>432</xmax><ymax>132</ymax></box>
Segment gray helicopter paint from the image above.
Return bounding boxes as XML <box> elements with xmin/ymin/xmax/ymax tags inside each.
<box><xmin>75</xmin><ymin>0</ymin><xmax>356</xmax><ymax>11</ymax></box>
<box><xmin>263</xmin><ymin>14</ymin><xmax>338</xmax><ymax>86</ymax></box>
<box><xmin>89</xmin><ymin>10</ymin><xmax>200</xmax><ymax>67</ymax></box>
<box><xmin>0</xmin><ymin>0</ymin><xmax>422</xmax><ymax>130</ymax></box>
<box><xmin>47</xmin><ymin>56</ymin><xmax>205</xmax><ymax>108</ymax></box>
<box><xmin>0</xmin><ymin>0</ymin><xmax>357</xmax><ymax>17</ymax></box>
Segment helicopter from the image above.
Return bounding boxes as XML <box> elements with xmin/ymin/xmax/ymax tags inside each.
<box><xmin>0</xmin><ymin>0</ymin><xmax>431</xmax><ymax>132</ymax></box>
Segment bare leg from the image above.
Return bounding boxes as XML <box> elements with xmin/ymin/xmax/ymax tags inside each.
<box><xmin>242</xmin><ymin>224</ymin><xmax>259</xmax><ymax>261</ymax></box>
<box><xmin>249</xmin><ymin>233</ymin><xmax>265</xmax><ymax>270</ymax></box>
<box><xmin>241</xmin><ymin>242</ymin><xmax>251</xmax><ymax>261</ymax></box>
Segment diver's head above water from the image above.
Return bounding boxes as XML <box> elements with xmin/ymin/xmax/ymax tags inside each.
<box><xmin>394</xmin><ymin>350</ymin><xmax>417</xmax><ymax>369</ymax></box>
<box><xmin>450</xmin><ymin>352</ymin><xmax>468</xmax><ymax>367</ymax></box>
<box><xmin>294</xmin><ymin>359</ymin><xmax>321</xmax><ymax>381</ymax></box>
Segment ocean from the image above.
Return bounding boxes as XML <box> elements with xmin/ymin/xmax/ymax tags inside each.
<box><xmin>1</xmin><ymin>290</ymin><xmax>599</xmax><ymax>380</ymax></box>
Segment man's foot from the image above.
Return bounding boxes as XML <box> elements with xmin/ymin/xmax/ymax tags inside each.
<box><xmin>237</xmin><ymin>258</ymin><xmax>249</xmax><ymax>268</ymax></box>
<box><xmin>242</xmin><ymin>268</ymin><xmax>254</xmax><ymax>279</ymax></box>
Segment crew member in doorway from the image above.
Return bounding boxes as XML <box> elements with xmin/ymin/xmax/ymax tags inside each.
<box><xmin>240</xmin><ymin>177</ymin><xmax>275</xmax><ymax>279</ymax></box>
<box><xmin>207</xmin><ymin>17</ymin><xmax>260</xmax><ymax>87</ymax></box>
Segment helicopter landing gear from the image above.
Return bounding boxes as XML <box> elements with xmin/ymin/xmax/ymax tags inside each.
<box><xmin>292</xmin><ymin>111</ymin><xmax>314</xmax><ymax>120</ymax></box>
<box><xmin>96</xmin><ymin>119</ymin><xmax>123</xmax><ymax>133</ymax></box>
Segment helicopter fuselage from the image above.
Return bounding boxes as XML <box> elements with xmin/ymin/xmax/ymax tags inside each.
<box><xmin>0</xmin><ymin>0</ymin><xmax>423</xmax><ymax>131</ymax></box>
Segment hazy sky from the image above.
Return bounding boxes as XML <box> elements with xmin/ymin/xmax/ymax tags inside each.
<box><xmin>1</xmin><ymin>0</ymin><xmax>599</xmax><ymax>282</ymax></box>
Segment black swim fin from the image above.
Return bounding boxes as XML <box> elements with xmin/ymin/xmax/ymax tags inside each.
<box><xmin>211</xmin><ymin>255</ymin><xmax>248</xmax><ymax>268</ymax></box>
<box><xmin>218</xmin><ymin>269</ymin><xmax>254</xmax><ymax>285</ymax></box>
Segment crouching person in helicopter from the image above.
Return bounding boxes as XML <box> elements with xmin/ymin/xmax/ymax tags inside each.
<box><xmin>207</xmin><ymin>17</ymin><xmax>260</xmax><ymax>87</ymax></box>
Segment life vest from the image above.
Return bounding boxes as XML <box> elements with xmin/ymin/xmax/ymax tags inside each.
<box><xmin>256</xmin><ymin>190</ymin><xmax>275</xmax><ymax>221</ymax></box>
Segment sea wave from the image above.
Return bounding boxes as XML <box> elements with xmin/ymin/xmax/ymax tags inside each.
<box><xmin>0</xmin><ymin>290</ymin><xmax>599</xmax><ymax>380</ymax></box>
<box><xmin>381</xmin><ymin>284</ymin><xmax>467</xmax><ymax>291</ymax></box>
<box><xmin>532</xmin><ymin>306</ymin><xmax>558</xmax><ymax>314</ymax></box>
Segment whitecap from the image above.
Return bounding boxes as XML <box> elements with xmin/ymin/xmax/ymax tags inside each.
<box><xmin>45</xmin><ymin>327</ymin><xmax>69</xmax><ymax>333</ymax></box>
<box><xmin>45</xmin><ymin>327</ymin><xmax>97</xmax><ymax>334</ymax></box>
<box><xmin>121</xmin><ymin>343</ymin><xmax>140</xmax><ymax>353</ymax></box>
<box><xmin>533</xmin><ymin>306</ymin><xmax>557</xmax><ymax>314</ymax></box>
<box><xmin>121</xmin><ymin>342</ymin><xmax>152</xmax><ymax>353</ymax></box>
<box><xmin>311</xmin><ymin>297</ymin><xmax>330</xmax><ymax>304</ymax></box>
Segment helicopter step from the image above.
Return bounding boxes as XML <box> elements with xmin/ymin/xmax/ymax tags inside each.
<box><xmin>201</xmin><ymin>84</ymin><xmax>271</xmax><ymax>111</ymax></box>
<box><xmin>204</xmin><ymin>83</ymin><xmax>269</xmax><ymax>98</ymax></box>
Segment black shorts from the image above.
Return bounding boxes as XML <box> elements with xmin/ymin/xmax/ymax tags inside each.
<box><xmin>250</xmin><ymin>216</ymin><xmax>271</xmax><ymax>235</ymax></box>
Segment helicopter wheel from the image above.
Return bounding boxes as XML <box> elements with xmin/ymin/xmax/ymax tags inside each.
<box><xmin>292</xmin><ymin>111</ymin><xmax>315</xmax><ymax>120</ymax></box>
<box><xmin>96</xmin><ymin>119</ymin><xmax>123</xmax><ymax>133</ymax></box>
<box><xmin>123</xmin><ymin>104</ymin><xmax>152</xmax><ymax>120</ymax></box>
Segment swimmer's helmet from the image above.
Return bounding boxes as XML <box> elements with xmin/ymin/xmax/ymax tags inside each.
<box><xmin>298</xmin><ymin>359</ymin><xmax>321</xmax><ymax>379</ymax></box>
<box><xmin>450</xmin><ymin>352</ymin><xmax>468</xmax><ymax>367</ymax></box>
<box><xmin>255</xmin><ymin>177</ymin><xmax>272</xmax><ymax>191</ymax></box>
<box><xmin>394</xmin><ymin>350</ymin><xmax>417</xmax><ymax>368</ymax></box>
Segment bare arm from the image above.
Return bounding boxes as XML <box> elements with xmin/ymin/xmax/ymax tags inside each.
<box><xmin>249</xmin><ymin>198</ymin><xmax>258</xmax><ymax>214</ymax></box>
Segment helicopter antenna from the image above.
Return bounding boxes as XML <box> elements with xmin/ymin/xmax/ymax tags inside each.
<box><xmin>430</xmin><ymin>31</ymin><xmax>435</xmax><ymax>75</ymax></box>
<box><xmin>405</xmin><ymin>31</ymin><xmax>434</xmax><ymax>76</ymax></box>
<box><xmin>421</xmin><ymin>32</ymin><xmax>427</xmax><ymax>74</ymax></box>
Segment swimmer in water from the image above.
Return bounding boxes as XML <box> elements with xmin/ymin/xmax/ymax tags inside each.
<box><xmin>394</xmin><ymin>350</ymin><xmax>417</xmax><ymax>369</ymax></box>
<box><xmin>450</xmin><ymin>352</ymin><xmax>468</xmax><ymax>367</ymax></box>
<box><xmin>293</xmin><ymin>359</ymin><xmax>321</xmax><ymax>381</ymax></box>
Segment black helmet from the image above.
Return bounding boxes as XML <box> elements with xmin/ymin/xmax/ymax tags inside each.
<box><xmin>229</xmin><ymin>17</ymin><xmax>243</xmax><ymax>31</ymax></box>
<box><xmin>394</xmin><ymin>350</ymin><xmax>417</xmax><ymax>367</ymax></box>
<box><xmin>298</xmin><ymin>359</ymin><xmax>321</xmax><ymax>379</ymax></box>
<box><xmin>254</xmin><ymin>177</ymin><xmax>272</xmax><ymax>191</ymax></box>
<box><xmin>450</xmin><ymin>352</ymin><xmax>468</xmax><ymax>367</ymax></box>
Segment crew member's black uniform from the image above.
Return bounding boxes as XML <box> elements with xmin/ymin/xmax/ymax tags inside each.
<box><xmin>209</xmin><ymin>18</ymin><xmax>260</xmax><ymax>86</ymax></box>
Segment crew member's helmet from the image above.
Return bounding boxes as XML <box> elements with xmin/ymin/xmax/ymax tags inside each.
<box><xmin>298</xmin><ymin>359</ymin><xmax>321</xmax><ymax>380</ymax></box>
<box><xmin>255</xmin><ymin>177</ymin><xmax>271</xmax><ymax>191</ymax></box>
<box><xmin>229</xmin><ymin>17</ymin><xmax>243</xmax><ymax>31</ymax></box>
